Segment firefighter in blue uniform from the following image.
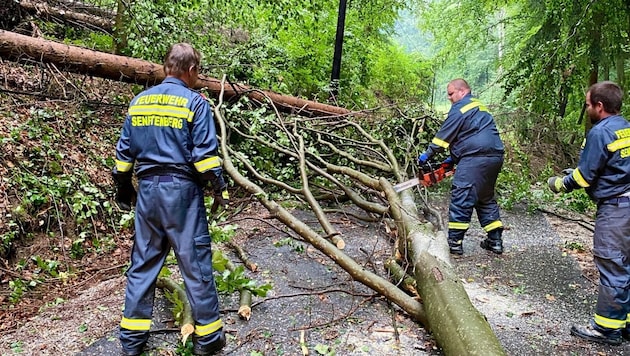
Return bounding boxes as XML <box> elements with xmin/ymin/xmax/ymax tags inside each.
<box><xmin>112</xmin><ymin>43</ymin><xmax>228</xmax><ymax>356</ymax></box>
<box><xmin>418</xmin><ymin>78</ymin><xmax>505</xmax><ymax>255</ymax></box>
<box><xmin>548</xmin><ymin>81</ymin><xmax>630</xmax><ymax>345</ymax></box>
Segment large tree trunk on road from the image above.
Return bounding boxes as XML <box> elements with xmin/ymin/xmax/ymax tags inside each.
<box><xmin>0</xmin><ymin>30</ymin><xmax>353</xmax><ymax>117</ymax></box>
<box><xmin>390</xmin><ymin>188</ymin><xmax>506</xmax><ymax>355</ymax></box>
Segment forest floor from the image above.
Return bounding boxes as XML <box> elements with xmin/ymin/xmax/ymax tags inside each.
<box><xmin>0</xmin><ymin>61</ymin><xmax>627</xmax><ymax>356</ymax></box>
<box><xmin>1</xmin><ymin>197</ymin><xmax>629</xmax><ymax>356</ymax></box>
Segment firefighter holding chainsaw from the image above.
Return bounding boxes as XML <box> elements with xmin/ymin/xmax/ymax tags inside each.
<box><xmin>418</xmin><ymin>78</ymin><xmax>505</xmax><ymax>255</ymax></box>
<box><xmin>547</xmin><ymin>81</ymin><xmax>630</xmax><ymax>345</ymax></box>
<box><xmin>113</xmin><ymin>43</ymin><xmax>228</xmax><ymax>355</ymax></box>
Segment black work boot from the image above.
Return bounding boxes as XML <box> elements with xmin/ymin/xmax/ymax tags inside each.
<box><xmin>570</xmin><ymin>322</ymin><xmax>622</xmax><ymax>346</ymax></box>
<box><xmin>193</xmin><ymin>331</ymin><xmax>226</xmax><ymax>355</ymax></box>
<box><xmin>447</xmin><ymin>237</ymin><xmax>464</xmax><ymax>255</ymax></box>
<box><xmin>480</xmin><ymin>228</ymin><xmax>503</xmax><ymax>254</ymax></box>
<box><xmin>622</xmin><ymin>326</ymin><xmax>630</xmax><ymax>341</ymax></box>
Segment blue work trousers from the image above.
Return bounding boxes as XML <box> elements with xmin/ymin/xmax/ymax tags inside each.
<box><xmin>592</xmin><ymin>201</ymin><xmax>630</xmax><ymax>330</ymax></box>
<box><xmin>120</xmin><ymin>176</ymin><xmax>223</xmax><ymax>354</ymax></box>
<box><xmin>448</xmin><ymin>155</ymin><xmax>503</xmax><ymax>242</ymax></box>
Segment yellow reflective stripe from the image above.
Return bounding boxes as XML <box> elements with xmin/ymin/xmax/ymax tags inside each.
<box><xmin>129</xmin><ymin>105</ymin><xmax>194</xmax><ymax>122</ymax></box>
<box><xmin>116</xmin><ymin>159</ymin><xmax>133</xmax><ymax>173</ymax></box>
<box><xmin>607</xmin><ymin>138</ymin><xmax>630</xmax><ymax>152</ymax></box>
<box><xmin>431</xmin><ymin>137</ymin><xmax>450</xmax><ymax>149</ymax></box>
<box><xmin>460</xmin><ymin>101</ymin><xmax>488</xmax><ymax>113</ymax></box>
<box><xmin>120</xmin><ymin>317</ymin><xmax>151</xmax><ymax>331</ymax></box>
<box><xmin>572</xmin><ymin>168</ymin><xmax>590</xmax><ymax>188</ymax></box>
<box><xmin>448</xmin><ymin>222</ymin><xmax>469</xmax><ymax>230</ymax></box>
<box><xmin>194</xmin><ymin>156</ymin><xmax>221</xmax><ymax>172</ymax></box>
<box><xmin>221</xmin><ymin>190</ymin><xmax>230</xmax><ymax>199</ymax></box>
<box><xmin>195</xmin><ymin>319</ymin><xmax>223</xmax><ymax>337</ymax></box>
<box><xmin>483</xmin><ymin>221</ymin><xmax>503</xmax><ymax>232</ymax></box>
<box><xmin>594</xmin><ymin>314</ymin><xmax>626</xmax><ymax>329</ymax></box>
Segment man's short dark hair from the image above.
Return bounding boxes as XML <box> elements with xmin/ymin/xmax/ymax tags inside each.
<box><xmin>588</xmin><ymin>81</ymin><xmax>623</xmax><ymax>114</ymax></box>
<box><xmin>163</xmin><ymin>43</ymin><xmax>201</xmax><ymax>77</ymax></box>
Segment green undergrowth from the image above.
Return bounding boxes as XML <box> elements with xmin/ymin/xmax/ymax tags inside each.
<box><xmin>0</xmin><ymin>91</ymin><xmax>268</xmax><ymax>308</ymax></box>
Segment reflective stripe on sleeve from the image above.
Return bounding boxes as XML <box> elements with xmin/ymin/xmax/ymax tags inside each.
<box><xmin>195</xmin><ymin>319</ymin><xmax>223</xmax><ymax>337</ymax></box>
<box><xmin>116</xmin><ymin>159</ymin><xmax>133</xmax><ymax>173</ymax></box>
<box><xmin>120</xmin><ymin>317</ymin><xmax>151</xmax><ymax>331</ymax></box>
<box><xmin>431</xmin><ymin>137</ymin><xmax>450</xmax><ymax>149</ymax></box>
<box><xmin>194</xmin><ymin>156</ymin><xmax>221</xmax><ymax>173</ymax></box>
<box><xmin>572</xmin><ymin>169</ymin><xmax>590</xmax><ymax>188</ymax></box>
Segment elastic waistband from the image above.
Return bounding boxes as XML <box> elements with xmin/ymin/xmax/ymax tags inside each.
<box><xmin>600</xmin><ymin>196</ymin><xmax>630</xmax><ymax>206</ymax></box>
<box><xmin>142</xmin><ymin>175</ymin><xmax>174</xmax><ymax>182</ymax></box>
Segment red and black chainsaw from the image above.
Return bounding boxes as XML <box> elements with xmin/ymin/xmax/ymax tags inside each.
<box><xmin>392</xmin><ymin>162</ymin><xmax>455</xmax><ymax>193</ymax></box>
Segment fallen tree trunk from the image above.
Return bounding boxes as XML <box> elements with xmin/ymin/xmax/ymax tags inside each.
<box><xmin>415</xmin><ymin>251</ymin><xmax>505</xmax><ymax>355</ymax></box>
<box><xmin>0</xmin><ymin>30</ymin><xmax>353</xmax><ymax>117</ymax></box>
<box><xmin>383</xmin><ymin>183</ymin><xmax>506</xmax><ymax>355</ymax></box>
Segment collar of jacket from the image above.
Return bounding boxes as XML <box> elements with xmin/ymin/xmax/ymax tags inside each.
<box><xmin>162</xmin><ymin>76</ymin><xmax>188</xmax><ymax>87</ymax></box>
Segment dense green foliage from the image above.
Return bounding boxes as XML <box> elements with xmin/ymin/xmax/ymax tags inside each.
<box><xmin>107</xmin><ymin>0</ymin><xmax>432</xmax><ymax>108</ymax></box>
<box><xmin>419</xmin><ymin>0</ymin><xmax>630</xmax><ymax>142</ymax></box>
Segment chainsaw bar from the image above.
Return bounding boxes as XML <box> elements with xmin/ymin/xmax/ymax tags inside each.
<box><xmin>392</xmin><ymin>177</ymin><xmax>421</xmax><ymax>193</ymax></box>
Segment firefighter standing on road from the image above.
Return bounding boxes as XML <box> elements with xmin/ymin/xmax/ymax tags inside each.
<box><xmin>548</xmin><ymin>81</ymin><xmax>630</xmax><ymax>345</ymax></box>
<box><xmin>112</xmin><ymin>43</ymin><xmax>228</xmax><ymax>356</ymax></box>
<box><xmin>417</xmin><ymin>78</ymin><xmax>505</xmax><ymax>255</ymax></box>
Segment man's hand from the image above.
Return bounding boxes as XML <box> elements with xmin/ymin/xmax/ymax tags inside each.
<box><xmin>547</xmin><ymin>176</ymin><xmax>566</xmax><ymax>193</ymax></box>
<box><xmin>441</xmin><ymin>156</ymin><xmax>454</xmax><ymax>171</ymax></box>
<box><xmin>115</xmin><ymin>181</ymin><xmax>136</xmax><ymax>210</ymax></box>
<box><xmin>211</xmin><ymin>189</ymin><xmax>230</xmax><ymax>213</ymax></box>
<box><xmin>561</xmin><ymin>168</ymin><xmax>574</xmax><ymax>176</ymax></box>
<box><xmin>417</xmin><ymin>153</ymin><xmax>428</xmax><ymax>166</ymax></box>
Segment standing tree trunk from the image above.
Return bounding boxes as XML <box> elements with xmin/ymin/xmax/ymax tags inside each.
<box><xmin>113</xmin><ymin>0</ymin><xmax>129</xmax><ymax>54</ymax></box>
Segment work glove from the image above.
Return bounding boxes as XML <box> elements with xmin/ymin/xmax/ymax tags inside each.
<box><xmin>206</xmin><ymin>171</ymin><xmax>229</xmax><ymax>213</ymax></box>
<box><xmin>441</xmin><ymin>156</ymin><xmax>454</xmax><ymax>171</ymax></box>
<box><xmin>115</xmin><ymin>181</ymin><xmax>136</xmax><ymax>210</ymax></box>
<box><xmin>211</xmin><ymin>188</ymin><xmax>230</xmax><ymax>213</ymax></box>
<box><xmin>417</xmin><ymin>152</ymin><xmax>429</xmax><ymax>166</ymax></box>
<box><xmin>112</xmin><ymin>168</ymin><xmax>136</xmax><ymax>211</ymax></box>
<box><xmin>561</xmin><ymin>168</ymin><xmax>574</xmax><ymax>176</ymax></box>
<box><xmin>547</xmin><ymin>176</ymin><xmax>567</xmax><ymax>194</ymax></box>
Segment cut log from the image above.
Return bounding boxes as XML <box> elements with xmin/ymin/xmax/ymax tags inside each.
<box><xmin>414</xmin><ymin>251</ymin><xmax>505</xmax><ymax>355</ymax></box>
<box><xmin>0</xmin><ymin>30</ymin><xmax>353</xmax><ymax>117</ymax></box>
<box><xmin>391</xmin><ymin>185</ymin><xmax>506</xmax><ymax>355</ymax></box>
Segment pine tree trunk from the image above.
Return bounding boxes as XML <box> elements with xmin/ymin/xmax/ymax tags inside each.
<box><xmin>0</xmin><ymin>30</ymin><xmax>352</xmax><ymax>117</ymax></box>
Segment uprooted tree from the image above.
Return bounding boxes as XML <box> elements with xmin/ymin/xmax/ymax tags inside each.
<box><xmin>0</xmin><ymin>30</ymin><xmax>506</xmax><ymax>355</ymax></box>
